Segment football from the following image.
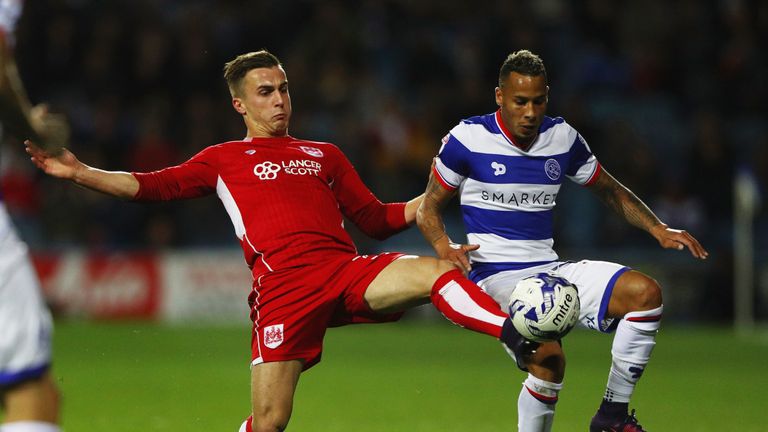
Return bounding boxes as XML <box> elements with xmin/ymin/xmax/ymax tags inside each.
<box><xmin>508</xmin><ymin>273</ymin><xmax>580</xmax><ymax>342</ymax></box>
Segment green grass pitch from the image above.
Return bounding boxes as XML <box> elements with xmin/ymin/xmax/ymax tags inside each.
<box><xmin>30</xmin><ymin>320</ymin><xmax>768</xmax><ymax>431</ymax></box>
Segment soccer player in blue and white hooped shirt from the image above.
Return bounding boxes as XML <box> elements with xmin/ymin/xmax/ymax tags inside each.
<box><xmin>417</xmin><ymin>50</ymin><xmax>708</xmax><ymax>432</ymax></box>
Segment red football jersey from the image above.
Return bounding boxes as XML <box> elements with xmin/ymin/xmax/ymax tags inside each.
<box><xmin>132</xmin><ymin>136</ymin><xmax>408</xmax><ymax>280</ymax></box>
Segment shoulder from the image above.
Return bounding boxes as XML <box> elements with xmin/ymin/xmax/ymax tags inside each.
<box><xmin>527</xmin><ymin>116</ymin><xmax>582</xmax><ymax>156</ymax></box>
<box><xmin>446</xmin><ymin>112</ymin><xmax>499</xmax><ymax>148</ymax></box>
<box><xmin>451</xmin><ymin>112</ymin><xmax>497</xmax><ymax>137</ymax></box>
<box><xmin>187</xmin><ymin>141</ymin><xmax>241</xmax><ymax>162</ymax></box>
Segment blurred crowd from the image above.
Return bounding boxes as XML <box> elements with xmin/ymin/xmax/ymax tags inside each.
<box><xmin>1</xmin><ymin>0</ymin><xmax>766</xmax><ymax>316</ymax></box>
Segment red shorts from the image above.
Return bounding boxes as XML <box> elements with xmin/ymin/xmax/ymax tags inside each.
<box><xmin>250</xmin><ymin>252</ymin><xmax>404</xmax><ymax>370</ymax></box>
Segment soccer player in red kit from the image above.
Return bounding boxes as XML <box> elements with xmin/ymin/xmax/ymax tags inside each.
<box><xmin>25</xmin><ymin>50</ymin><xmax>532</xmax><ymax>432</ymax></box>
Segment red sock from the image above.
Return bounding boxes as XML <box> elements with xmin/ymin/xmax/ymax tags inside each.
<box><xmin>240</xmin><ymin>415</ymin><xmax>253</xmax><ymax>432</ymax></box>
<box><xmin>430</xmin><ymin>269</ymin><xmax>507</xmax><ymax>338</ymax></box>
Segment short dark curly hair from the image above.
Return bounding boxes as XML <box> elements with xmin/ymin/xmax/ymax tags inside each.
<box><xmin>498</xmin><ymin>50</ymin><xmax>547</xmax><ymax>87</ymax></box>
<box><xmin>223</xmin><ymin>50</ymin><xmax>282</xmax><ymax>96</ymax></box>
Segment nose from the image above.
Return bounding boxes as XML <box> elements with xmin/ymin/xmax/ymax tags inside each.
<box><xmin>272</xmin><ymin>92</ymin><xmax>284</xmax><ymax>107</ymax></box>
<box><xmin>523</xmin><ymin>102</ymin><xmax>535</xmax><ymax>119</ymax></box>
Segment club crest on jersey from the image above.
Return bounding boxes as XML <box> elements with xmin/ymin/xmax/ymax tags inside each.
<box><xmin>264</xmin><ymin>324</ymin><xmax>284</xmax><ymax>349</ymax></box>
<box><xmin>254</xmin><ymin>161</ymin><xmax>281</xmax><ymax>180</ymax></box>
<box><xmin>544</xmin><ymin>159</ymin><xmax>561</xmax><ymax>180</ymax></box>
<box><xmin>299</xmin><ymin>146</ymin><xmax>324</xmax><ymax>158</ymax></box>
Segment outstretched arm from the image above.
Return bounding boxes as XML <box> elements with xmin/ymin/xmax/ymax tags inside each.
<box><xmin>403</xmin><ymin>193</ymin><xmax>425</xmax><ymax>225</ymax></box>
<box><xmin>416</xmin><ymin>167</ymin><xmax>478</xmax><ymax>273</ymax></box>
<box><xmin>25</xmin><ymin>139</ymin><xmax>139</xmax><ymax>199</ymax></box>
<box><xmin>0</xmin><ymin>32</ymin><xmax>68</xmax><ymax>149</ymax></box>
<box><xmin>587</xmin><ymin>167</ymin><xmax>708</xmax><ymax>259</ymax></box>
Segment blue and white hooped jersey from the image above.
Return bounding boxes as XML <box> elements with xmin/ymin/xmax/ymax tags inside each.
<box><xmin>434</xmin><ymin>110</ymin><xmax>602</xmax><ymax>282</ymax></box>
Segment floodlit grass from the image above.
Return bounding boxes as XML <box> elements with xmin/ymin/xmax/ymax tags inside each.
<box><xmin>30</xmin><ymin>320</ymin><xmax>768</xmax><ymax>431</ymax></box>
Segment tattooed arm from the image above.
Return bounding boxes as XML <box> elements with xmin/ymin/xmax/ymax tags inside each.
<box><xmin>587</xmin><ymin>167</ymin><xmax>708</xmax><ymax>259</ymax></box>
<box><xmin>416</xmin><ymin>168</ymin><xmax>479</xmax><ymax>273</ymax></box>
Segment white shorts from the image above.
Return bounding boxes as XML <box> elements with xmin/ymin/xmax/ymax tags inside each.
<box><xmin>0</xmin><ymin>205</ymin><xmax>53</xmax><ymax>387</ymax></box>
<box><xmin>475</xmin><ymin>260</ymin><xmax>629</xmax><ymax>333</ymax></box>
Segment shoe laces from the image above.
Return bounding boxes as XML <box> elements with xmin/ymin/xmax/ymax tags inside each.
<box><xmin>623</xmin><ymin>409</ymin><xmax>645</xmax><ymax>432</ymax></box>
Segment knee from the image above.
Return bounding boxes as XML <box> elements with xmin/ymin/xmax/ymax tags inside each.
<box><xmin>424</xmin><ymin>258</ymin><xmax>460</xmax><ymax>290</ymax></box>
<box><xmin>435</xmin><ymin>258</ymin><xmax>459</xmax><ymax>276</ymax></box>
<box><xmin>633</xmin><ymin>276</ymin><xmax>662</xmax><ymax>310</ymax></box>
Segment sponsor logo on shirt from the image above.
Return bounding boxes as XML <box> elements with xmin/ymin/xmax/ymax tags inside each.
<box><xmin>253</xmin><ymin>161</ymin><xmax>281</xmax><ymax>180</ymax></box>
<box><xmin>264</xmin><ymin>324</ymin><xmax>284</xmax><ymax>349</ymax></box>
<box><xmin>491</xmin><ymin>161</ymin><xmax>506</xmax><ymax>176</ymax></box>
<box><xmin>253</xmin><ymin>160</ymin><xmax>322</xmax><ymax>180</ymax></box>
<box><xmin>544</xmin><ymin>159</ymin><xmax>561</xmax><ymax>180</ymax></box>
<box><xmin>480</xmin><ymin>190</ymin><xmax>558</xmax><ymax>207</ymax></box>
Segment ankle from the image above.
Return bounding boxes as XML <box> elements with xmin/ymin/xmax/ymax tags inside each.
<box><xmin>599</xmin><ymin>400</ymin><xmax>628</xmax><ymax>419</ymax></box>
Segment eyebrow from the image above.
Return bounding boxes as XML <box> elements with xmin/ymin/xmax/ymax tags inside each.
<box><xmin>257</xmin><ymin>81</ymin><xmax>289</xmax><ymax>91</ymax></box>
<box><xmin>513</xmin><ymin>95</ymin><xmax>546</xmax><ymax>101</ymax></box>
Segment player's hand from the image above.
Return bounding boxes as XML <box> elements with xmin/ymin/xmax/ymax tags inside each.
<box><xmin>650</xmin><ymin>223</ymin><xmax>709</xmax><ymax>260</ymax></box>
<box><xmin>435</xmin><ymin>240</ymin><xmax>480</xmax><ymax>274</ymax></box>
<box><xmin>29</xmin><ymin>104</ymin><xmax>70</xmax><ymax>150</ymax></box>
<box><xmin>24</xmin><ymin>139</ymin><xmax>82</xmax><ymax>180</ymax></box>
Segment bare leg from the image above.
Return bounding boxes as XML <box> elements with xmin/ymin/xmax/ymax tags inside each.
<box><xmin>363</xmin><ymin>256</ymin><xmax>508</xmax><ymax>338</ymax></box>
<box><xmin>2</xmin><ymin>372</ymin><xmax>60</xmax><ymax>425</ymax></box>
<box><xmin>249</xmin><ymin>360</ymin><xmax>303</xmax><ymax>432</ymax></box>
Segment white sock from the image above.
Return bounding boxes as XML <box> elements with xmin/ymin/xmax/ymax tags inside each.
<box><xmin>518</xmin><ymin>374</ymin><xmax>562</xmax><ymax>432</ymax></box>
<box><xmin>0</xmin><ymin>422</ymin><xmax>60</xmax><ymax>432</ymax></box>
<box><xmin>605</xmin><ymin>305</ymin><xmax>663</xmax><ymax>402</ymax></box>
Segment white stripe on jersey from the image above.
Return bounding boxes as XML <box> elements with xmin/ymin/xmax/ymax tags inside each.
<box><xmin>467</xmin><ymin>233</ymin><xmax>558</xmax><ymax>264</ymax></box>
<box><xmin>434</xmin><ymin>157</ymin><xmax>462</xmax><ymax>189</ymax></box>
<box><xmin>216</xmin><ymin>176</ymin><xmax>245</xmax><ymax>240</ymax></box>
<box><xmin>450</xmin><ymin>122</ymin><xmax>521</xmax><ymax>156</ymax></box>
<box><xmin>460</xmin><ymin>179</ymin><xmax>560</xmax><ymax>212</ymax></box>
<box><xmin>568</xmin><ymin>154</ymin><xmax>599</xmax><ymax>185</ymax></box>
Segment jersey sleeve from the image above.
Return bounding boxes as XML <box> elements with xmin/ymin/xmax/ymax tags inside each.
<box><xmin>132</xmin><ymin>147</ymin><xmax>218</xmax><ymax>201</ymax></box>
<box><xmin>434</xmin><ymin>131</ymin><xmax>471</xmax><ymax>190</ymax></box>
<box><xmin>329</xmin><ymin>145</ymin><xmax>408</xmax><ymax>240</ymax></box>
<box><xmin>565</xmin><ymin>132</ymin><xmax>601</xmax><ymax>186</ymax></box>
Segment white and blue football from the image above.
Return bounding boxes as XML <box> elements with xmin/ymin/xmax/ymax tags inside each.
<box><xmin>508</xmin><ymin>273</ymin><xmax>580</xmax><ymax>342</ymax></box>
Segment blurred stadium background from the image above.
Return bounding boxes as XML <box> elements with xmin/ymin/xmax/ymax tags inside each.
<box><xmin>1</xmin><ymin>0</ymin><xmax>767</xmax><ymax>430</ymax></box>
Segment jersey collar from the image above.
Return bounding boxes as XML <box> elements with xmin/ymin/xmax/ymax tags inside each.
<box><xmin>495</xmin><ymin>110</ymin><xmax>536</xmax><ymax>151</ymax></box>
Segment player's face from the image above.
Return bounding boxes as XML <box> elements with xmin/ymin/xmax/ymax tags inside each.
<box><xmin>495</xmin><ymin>72</ymin><xmax>548</xmax><ymax>147</ymax></box>
<box><xmin>233</xmin><ymin>66</ymin><xmax>292</xmax><ymax>137</ymax></box>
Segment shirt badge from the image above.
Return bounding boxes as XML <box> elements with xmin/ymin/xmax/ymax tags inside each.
<box><xmin>544</xmin><ymin>159</ymin><xmax>561</xmax><ymax>180</ymax></box>
<box><xmin>264</xmin><ymin>324</ymin><xmax>284</xmax><ymax>349</ymax></box>
<box><xmin>299</xmin><ymin>146</ymin><xmax>324</xmax><ymax>158</ymax></box>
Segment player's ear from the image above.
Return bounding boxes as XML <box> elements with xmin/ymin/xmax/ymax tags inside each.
<box><xmin>232</xmin><ymin>97</ymin><xmax>246</xmax><ymax>115</ymax></box>
<box><xmin>495</xmin><ymin>87</ymin><xmax>503</xmax><ymax>107</ymax></box>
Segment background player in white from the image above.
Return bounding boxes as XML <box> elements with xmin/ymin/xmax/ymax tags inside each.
<box><xmin>0</xmin><ymin>1</ymin><xmax>67</xmax><ymax>431</ymax></box>
<box><xmin>417</xmin><ymin>50</ymin><xmax>708</xmax><ymax>432</ymax></box>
